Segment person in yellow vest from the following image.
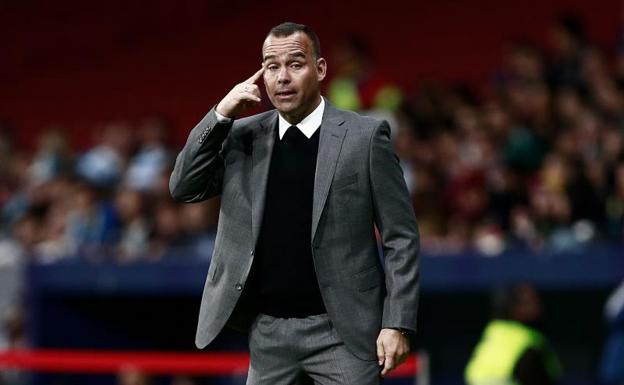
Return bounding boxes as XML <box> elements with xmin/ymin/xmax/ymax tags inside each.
<box><xmin>465</xmin><ymin>283</ymin><xmax>562</xmax><ymax>385</ymax></box>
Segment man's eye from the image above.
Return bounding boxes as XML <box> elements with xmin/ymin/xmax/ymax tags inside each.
<box><xmin>290</xmin><ymin>63</ymin><xmax>302</xmax><ymax>69</ymax></box>
<box><xmin>267</xmin><ymin>65</ymin><xmax>278</xmax><ymax>71</ymax></box>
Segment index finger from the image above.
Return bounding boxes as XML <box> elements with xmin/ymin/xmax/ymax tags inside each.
<box><xmin>244</xmin><ymin>67</ymin><xmax>265</xmax><ymax>84</ymax></box>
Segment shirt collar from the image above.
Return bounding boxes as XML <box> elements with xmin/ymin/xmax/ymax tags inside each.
<box><xmin>278</xmin><ymin>97</ymin><xmax>325</xmax><ymax>140</ymax></box>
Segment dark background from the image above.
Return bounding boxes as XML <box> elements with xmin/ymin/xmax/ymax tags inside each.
<box><xmin>1</xmin><ymin>0</ymin><xmax>621</xmax><ymax>148</ymax></box>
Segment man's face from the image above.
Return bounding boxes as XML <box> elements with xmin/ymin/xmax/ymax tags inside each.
<box><xmin>262</xmin><ymin>32</ymin><xmax>326</xmax><ymax>122</ymax></box>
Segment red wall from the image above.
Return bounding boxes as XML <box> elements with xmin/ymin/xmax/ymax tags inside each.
<box><xmin>1</xmin><ymin>0</ymin><xmax>621</xmax><ymax>150</ymax></box>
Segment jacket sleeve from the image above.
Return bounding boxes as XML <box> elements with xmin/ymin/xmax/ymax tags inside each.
<box><xmin>169</xmin><ymin>107</ymin><xmax>233</xmax><ymax>203</ymax></box>
<box><xmin>369</xmin><ymin>120</ymin><xmax>420</xmax><ymax>333</ymax></box>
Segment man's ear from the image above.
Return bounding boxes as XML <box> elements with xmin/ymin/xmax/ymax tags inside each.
<box><xmin>316</xmin><ymin>58</ymin><xmax>327</xmax><ymax>82</ymax></box>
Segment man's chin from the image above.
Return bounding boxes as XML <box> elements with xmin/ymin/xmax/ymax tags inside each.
<box><xmin>273</xmin><ymin>101</ymin><xmax>300</xmax><ymax>114</ymax></box>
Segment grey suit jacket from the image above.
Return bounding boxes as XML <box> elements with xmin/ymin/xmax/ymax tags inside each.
<box><xmin>169</xmin><ymin>100</ymin><xmax>420</xmax><ymax>360</ymax></box>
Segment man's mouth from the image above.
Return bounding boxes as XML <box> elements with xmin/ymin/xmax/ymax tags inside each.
<box><xmin>275</xmin><ymin>90</ymin><xmax>296</xmax><ymax>100</ymax></box>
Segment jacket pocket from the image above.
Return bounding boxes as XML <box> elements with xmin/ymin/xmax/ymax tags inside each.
<box><xmin>353</xmin><ymin>265</ymin><xmax>381</xmax><ymax>292</ymax></box>
<box><xmin>333</xmin><ymin>172</ymin><xmax>358</xmax><ymax>190</ymax></box>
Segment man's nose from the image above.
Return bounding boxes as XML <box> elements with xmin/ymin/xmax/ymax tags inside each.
<box><xmin>277</xmin><ymin>67</ymin><xmax>290</xmax><ymax>84</ymax></box>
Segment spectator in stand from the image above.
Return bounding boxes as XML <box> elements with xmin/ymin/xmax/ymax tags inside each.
<box><xmin>548</xmin><ymin>14</ymin><xmax>589</xmax><ymax>88</ymax></box>
<box><xmin>34</xmin><ymin>200</ymin><xmax>74</xmax><ymax>262</ymax></box>
<box><xmin>28</xmin><ymin>128</ymin><xmax>73</xmax><ymax>186</ymax></box>
<box><xmin>76</xmin><ymin>121</ymin><xmax>134</xmax><ymax>188</ymax></box>
<box><xmin>64</xmin><ymin>180</ymin><xmax>119</xmax><ymax>259</ymax></box>
<box><xmin>465</xmin><ymin>283</ymin><xmax>562</xmax><ymax>385</ymax></box>
<box><xmin>0</xmin><ymin>123</ymin><xmax>19</xmax><ymax>223</ymax></box>
<box><xmin>148</xmin><ymin>200</ymin><xmax>185</xmax><ymax>261</ymax></box>
<box><xmin>503</xmin><ymin>42</ymin><xmax>545</xmax><ymax>84</ymax></box>
<box><xmin>124</xmin><ymin>116</ymin><xmax>171</xmax><ymax>193</ymax></box>
<box><xmin>11</xmin><ymin>212</ymin><xmax>41</xmax><ymax>258</ymax></box>
<box><xmin>114</xmin><ymin>188</ymin><xmax>150</xmax><ymax>263</ymax></box>
<box><xmin>1</xmin><ymin>153</ymin><xmax>33</xmax><ymax>233</ymax></box>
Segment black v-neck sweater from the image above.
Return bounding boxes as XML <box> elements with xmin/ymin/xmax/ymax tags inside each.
<box><xmin>247</xmin><ymin>124</ymin><xmax>327</xmax><ymax>318</ymax></box>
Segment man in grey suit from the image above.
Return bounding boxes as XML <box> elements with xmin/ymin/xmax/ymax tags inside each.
<box><xmin>170</xmin><ymin>22</ymin><xmax>420</xmax><ymax>384</ymax></box>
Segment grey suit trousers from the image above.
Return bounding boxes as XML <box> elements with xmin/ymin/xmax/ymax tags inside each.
<box><xmin>247</xmin><ymin>313</ymin><xmax>381</xmax><ymax>385</ymax></box>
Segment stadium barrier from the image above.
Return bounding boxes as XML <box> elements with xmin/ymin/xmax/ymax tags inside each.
<box><xmin>0</xmin><ymin>349</ymin><xmax>430</xmax><ymax>384</ymax></box>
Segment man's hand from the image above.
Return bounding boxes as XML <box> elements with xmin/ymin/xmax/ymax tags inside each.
<box><xmin>376</xmin><ymin>328</ymin><xmax>410</xmax><ymax>377</ymax></box>
<box><xmin>216</xmin><ymin>67</ymin><xmax>265</xmax><ymax>118</ymax></box>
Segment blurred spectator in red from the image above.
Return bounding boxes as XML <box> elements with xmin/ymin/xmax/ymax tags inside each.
<box><xmin>504</xmin><ymin>42</ymin><xmax>545</xmax><ymax>84</ymax></box>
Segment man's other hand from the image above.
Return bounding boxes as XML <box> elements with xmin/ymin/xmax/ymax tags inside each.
<box><xmin>376</xmin><ymin>328</ymin><xmax>410</xmax><ymax>377</ymax></box>
<box><xmin>216</xmin><ymin>67</ymin><xmax>264</xmax><ymax>118</ymax></box>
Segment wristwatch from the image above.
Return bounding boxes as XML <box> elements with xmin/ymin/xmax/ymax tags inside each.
<box><xmin>389</xmin><ymin>327</ymin><xmax>414</xmax><ymax>338</ymax></box>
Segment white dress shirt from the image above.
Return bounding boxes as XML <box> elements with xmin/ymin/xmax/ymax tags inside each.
<box><xmin>277</xmin><ymin>97</ymin><xmax>324</xmax><ymax>140</ymax></box>
<box><xmin>215</xmin><ymin>97</ymin><xmax>325</xmax><ymax>141</ymax></box>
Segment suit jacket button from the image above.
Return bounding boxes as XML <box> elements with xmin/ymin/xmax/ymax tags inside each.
<box><xmin>250</xmin><ymin>250</ymin><xmax>254</xmax><ymax>257</ymax></box>
<box><xmin>235</xmin><ymin>283</ymin><xmax>243</xmax><ymax>291</ymax></box>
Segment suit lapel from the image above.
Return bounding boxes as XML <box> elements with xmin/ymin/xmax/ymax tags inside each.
<box><xmin>312</xmin><ymin>104</ymin><xmax>346</xmax><ymax>242</ymax></box>
<box><xmin>251</xmin><ymin>111</ymin><xmax>278</xmax><ymax>247</ymax></box>
<box><xmin>251</xmin><ymin>103</ymin><xmax>347</xmax><ymax>246</ymax></box>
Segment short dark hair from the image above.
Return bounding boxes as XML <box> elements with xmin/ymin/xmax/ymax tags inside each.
<box><xmin>267</xmin><ymin>22</ymin><xmax>321</xmax><ymax>59</ymax></box>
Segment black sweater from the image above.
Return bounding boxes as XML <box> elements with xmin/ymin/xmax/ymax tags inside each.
<box><xmin>247</xmin><ymin>125</ymin><xmax>326</xmax><ymax>318</ymax></box>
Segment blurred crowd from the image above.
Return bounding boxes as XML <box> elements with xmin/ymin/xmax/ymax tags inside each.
<box><xmin>0</xmin><ymin>117</ymin><xmax>220</xmax><ymax>265</ymax></box>
<box><xmin>386</xmin><ymin>15</ymin><xmax>624</xmax><ymax>255</ymax></box>
<box><xmin>0</xmin><ymin>16</ymin><xmax>621</xmax><ymax>271</ymax></box>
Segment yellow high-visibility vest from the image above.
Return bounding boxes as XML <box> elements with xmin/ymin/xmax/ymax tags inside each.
<box><xmin>465</xmin><ymin>320</ymin><xmax>561</xmax><ymax>385</ymax></box>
